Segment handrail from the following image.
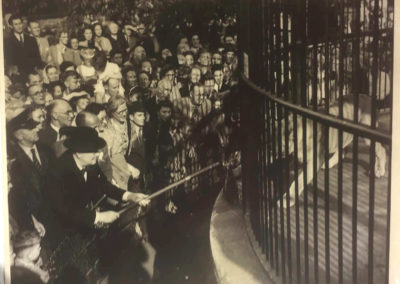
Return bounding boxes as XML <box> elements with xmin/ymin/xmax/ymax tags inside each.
<box><xmin>240</xmin><ymin>74</ymin><xmax>391</xmax><ymax>144</ymax></box>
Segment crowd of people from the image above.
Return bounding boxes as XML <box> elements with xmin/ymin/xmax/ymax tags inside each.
<box><xmin>3</xmin><ymin>6</ymin><xmax>239</xmax><ymax>283</ymax></box>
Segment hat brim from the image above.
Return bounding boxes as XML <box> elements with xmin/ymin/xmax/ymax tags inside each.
<box><xmin>64</xmin><ymin>136</ymin><xmax>106</xmax><ymax>153</ymax></box>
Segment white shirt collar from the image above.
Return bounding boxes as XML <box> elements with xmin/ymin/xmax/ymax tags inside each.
<box><xmin>18</xmin><ymin>143</ymin><xmax>41</xmax><ymax>163</ymax></box>
<box><xmin>50</xmin><ymin>123</ymin><xmax>60</xmax><ymax>134</ymax></box>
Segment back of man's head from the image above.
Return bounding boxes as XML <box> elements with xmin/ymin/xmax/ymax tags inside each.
<box><xmin>75</xmin><ymin>111</ymin><xmax>99</xmax><ymax>128</ymax></box>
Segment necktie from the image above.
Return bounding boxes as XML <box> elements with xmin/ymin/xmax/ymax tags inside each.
<box><xmin>19</xmin><ymin>34</ymin><xmax>24</xmax><ymax>44</ymax></box>
<box><xmin>31</xmin><ymin>148</ymin><xmax>41</xmax><ymax>171</ymax></box>
<box><xmin>81</xmin><ymin>168</ymin><xmax>87</xmax><ymax>182</ymax></box>
<box><xmin>138</xmin><ymin>128</ymin><xmax>143</xmax><ymax>143</ymax></box>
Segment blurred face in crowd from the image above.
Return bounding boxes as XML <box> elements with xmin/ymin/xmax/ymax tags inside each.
<box><xmin>177</xmin><ymin>43</ymin><xmax>189</xmax><ymax>54</ymax></box>
<box><xmin>212</xmin><ymin>53</ymin><xmax>222</xmax><ymax>65</ymax></box>
<box><xmin>214</xmin><ymin>70</ymin><xmax>223</xmax><ymax>85</ymax></box>
<box><xmin>11</xmin><ymin>18</ymin><xmax>24</xmax><ymax>34</ymax></box>
<box><xmin>126</xmin><ymin>70</ymin><xmax>137</xmax><ymax>88</ymax></box>
<box><xmin>14</xmin><ymin>124</ymin><xmax>42</xmax><ymax>145</ymax></box>
<box><xmin>190</xmin><ymin>68</ymin><xmax>201</xmax><ymax>84</ymax></box>
<box><xmin>46</xmin><ymin>67</ymin><xmax>59</xmax><ymax>82</ymax></box>
<box><xmin>112</xmin><ymin>53</ymin><xmax>123</xmax><ymax>66</ymax></box>
<box><xmin>139</xmin><ymin>73</ymin><xmax>150</xmax><ymax>88</ymax></box>
<box><xmin>31</xmin><ymin>107</ymin><xmax>46</xmax><ymax>123</ymax></box>
<box><xmin>109</xmin><ymin>22</ymin><xmax>119</xmax><ymax>35</ymax></box>
<box><xmin>5</xmin><ymin>76</ymin><xmax>12</xmax><ymax>92</ymax></box>
<box><xmin>177</xmin><ymin>54</ymin><xmax>186</xmax><ymax>65</ymax></box>
<box><xmin>226</xmin><ymin>51</ymin><xmax>235</xmax><ymax>64</ymax></box>
<box><xmin>199</xmin><ymin>52</ymin><xmax>211</xmax><ymax>66</ymax></box>
<box><xmin>192</xmin><ymin>35</ymin><xmax>200</xmax><ymax>47</ymax></box>
<box><xmin>27</xmin><ymin>73</ymin><xmax>43</xmax><ymax>87</ymax></box>
<box><xmin>52</xmin><ymin>85</ymin><xmax>63</xmax><ymax>98</ymax></box>
<box><xmin>94</xmin><ymin>24</ymin><xmax>103</xmax><ymax>37</ymax></box>
<box><xmin>52</xmin><ymin>100</ymin><xmax>74</xmax><ymax>126</ymax></box>
<box><xmin>225</xmin><ymin>36</ymin><xmax>234</xmax><ymax>45</ymax></box>
<box><xmin>179</xmin><ymin>37</ymin><xmax>189</xmax><ymax>46</ymax></box>
<box><xmin>76</xmin><ymin>96</ymin><xmax>90</xmax><ymax>112</ymax></box>
<box><xmin>29</xmin><ymin>85</ymin><xmax>45</xmax><ymax>106</ymax></box>
<box><xmin>158</xmin><ymin>80</ymin><xmax>172</xmax><ymax>100</ymax></box>
<box><xmin>130</xmin><ymin>112</ymin><xmax>145</xmax><ymax>127</ymax></box>
<box><xmin>129</xmin><ymin>92</ymin><xmax>140</xmax><ymax>103</ymax></box>
<box><xmin>45</xmin><ymin>93</ymin><xmax>53</xmax><ymax>106</ymax></box>
<box><xmin>70</xmin><ymin>38</ymin><xmax>79</xmax><ymax>50</ymax></box>
<box><xmin>83</xmin><ymin>28</ymin><xmax>93</xmax><ymax>41</ymax></box>
<box><xmin>65</xmin><ymin>75</ymin><xmax>80</xmax><ymax>91</ymax></box>
<box><xmin>59</xmin><ymin>32</ymin><xmax>68</xmax><ymax>46</ymax></box>
<box><xmin>137</xmin><ymin>24</ymin><xmax>146</xmax><ymax>36</ymax></box>
<box><xmin>159</xmin><ymin>106</ymin><xmax>172</xmax><ymax>122</ymax></box>
<box><xmin>112</xmin><ymin>103</ymin><xmax>128</xmax><ymax>123</ymax></box>
<box><xmin>28</xmin><ymin>22</ymin><xmax>41</xmax><ymax>37</ymax></box>
<box><xmin>133</xmin><ymin>46</ymin><xmax>146</xmax><ymax>63</ymax></box>
<box><xmin>185</xmin><ymin>54</ymin><xmax>194</xmax><ymax>67</ymax></box>
<box><xmin>123</xmin><ymin>26</ymin><xmax>133</xmax><ymax>36</ymax></box>
<box><xmin>141</xmin><ymin>61</ymin><xmax>152</xmax><ymax>74</ymax></box>
<box><xmin>107</xmin><ymin>78</ymin><xmax>120</xmax><ymax>97</ymax></box>
<box><xmin>161</xmin><ymin>48</ymin><xmax>172</xmax><ymax>60</ymax></box>
<box><xmin>191</xmin><ymin>85</ymin><xmax>203</xmax><ymax>105</ymax></box>
<box><xmin>97</xmin><ymin>110</ymin><xmax>107</xmax><ymax>133</ymax></box>
<box><xmin>164</xmin><ymin>69</ymin><xmax>175</xmax><ymax>83</ymax></box>
<box><xmin>204</xmin><ymin>79</ymin><xmax>215</xmax><ymax>95</ymax></box>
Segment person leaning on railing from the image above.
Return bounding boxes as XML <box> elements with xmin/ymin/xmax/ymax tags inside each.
<box><xmin>42</xmin><ymin>126</ymin><xmax>150</xmax><ymax>250</ymax></box>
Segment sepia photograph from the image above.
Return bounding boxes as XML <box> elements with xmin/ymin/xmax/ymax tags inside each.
<box><xmin>0</xmin><ymin>0</ymin><xmax>398</xmax><ymax>283</ymax></box>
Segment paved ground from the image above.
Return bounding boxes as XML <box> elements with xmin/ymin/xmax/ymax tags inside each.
<box><xmin>151</xmin><ymin>188</ymin><xmax>219</xmax><ymax>284</ymax></box>
<box><xmin>108</xmin><ymin>187</ymin><xmax>220</xmax><ymax>284</ymax></box>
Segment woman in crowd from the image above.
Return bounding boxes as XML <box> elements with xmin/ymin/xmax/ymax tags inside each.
<box><xmin>93</xmin><ymin>23</ymin><xmax>112</xmax><ymax>56</ymax></box>
<box><xmin>63</xmin><ymin>35</ymin><xmax>82</xmax><ymax>66</ymax></box>
<box><xmin>78</xmin><ymin>26</ymin><xmax>95</xmax><ymax>48</ymax></box>
<box><xmin>100</xmin><ymin>95</ymin><xmax>139</xmax><ymax>190</ymax></box>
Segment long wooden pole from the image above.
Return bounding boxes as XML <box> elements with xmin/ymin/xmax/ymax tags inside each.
<box><xmin>118</xmin><ymin>162</ymin><xmax>221</xmax><ymax>215</ymax></box>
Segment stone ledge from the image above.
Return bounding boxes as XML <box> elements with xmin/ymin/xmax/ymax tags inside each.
<box><xmin>210</xmin><ymin>190</ymin><xmax>273</xmax><ymax>284</ymax></box>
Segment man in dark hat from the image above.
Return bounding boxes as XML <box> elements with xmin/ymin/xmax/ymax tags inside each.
<box><xmin>43</xmin><ymin>126</ymin><xmax>150</xmax><ymax>247</ymax></box>
<box><xmin>127</xmin><ymin>101</ymin><xmax>148</xmax><ymax>194</ymax></box>
<box><xmin>7</xmin><ymin>108</ymin><xmax>54</xmax><ymax>235</ymax></box>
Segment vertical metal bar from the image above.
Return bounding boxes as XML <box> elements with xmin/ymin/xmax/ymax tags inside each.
<box><xmin>352</xmin><ymin>1</ymin><xmax>361</xmax><ymax>283</ymax></box>
<box><xmin>368</xmin><ymin>0</ymin><xmax>379</xmax><ymax>282</ymax></box>
<box><xmin>311</xmin><ymin>29</ymin><xmax>319</xmax><ymax>284</ymax></box>
<box><xmin>290</xmin><ymin>15</ymin><xmax>302</xmax><ymax>283</ymax></box>
<box><xmin>282</xmin><ymin>0</ymin><xmax>292</xmax><ymax>282</ymax></box>
<box><xmin>265</xmin><ymin>98</ymin><xmax>273</xmax><ymax>264</ymax></box>
<box><xmin>324</xmin><ymin>0</ymin><xmax>331</xmax><ymax>283</ymax></box>
<box><xmin>338</xmin><ymin>0</ymin><xmax>345</xmax><ymax>283</ymax></box>
<box><xmin>275</xmin><ymin>1</ymin><xmax>287</xmax><ymax>282</ymax></box>
<box><xmin>271</xmin><ymin>101</ymin><xmax>280</xmax><ymax>275</ymax></box>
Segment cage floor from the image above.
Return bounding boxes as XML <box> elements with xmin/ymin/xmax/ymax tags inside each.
<box><xmin>265</xmin><ymin>141</ymin><xmax>389</xmax><ymax>284</ymax></box>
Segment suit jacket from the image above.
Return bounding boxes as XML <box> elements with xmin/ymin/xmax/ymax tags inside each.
<box><xmin>48</xmin><ymin>44</ymin><xmax>66</xmax><ymax>70</ymax></box>
<box><xmin>43</xmin><ymin>151</ymin><xmax>125</xmax><ymax>240</ymax></box>
<box><xmin>8</xmin><ymin>143</ymin><xmax>54</xmax><ymax>231</ymax></box>
<box><xmin>4</xmin><ymin>33</ymin><xmax>42</xmax><ymax>76</ymax></box>
<box><xmin>107</xmin><ymin>34</ymin><xmax>128</xmax><ymax>57</ymax></box>
<box><xmin>35</xmin><ymin>36</ymin><xmax>51</xmax><ymax>64</ymax></box>
<box><xmin>38</xmin><ymin>123</ymin><xmax>58</xmax><ymax>151</ymax></box>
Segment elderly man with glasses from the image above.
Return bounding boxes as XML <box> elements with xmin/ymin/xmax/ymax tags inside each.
<box><xmin>38</xmin><ymin>99</ymin><xmax>74</xmax><ymax>151</ymax></box>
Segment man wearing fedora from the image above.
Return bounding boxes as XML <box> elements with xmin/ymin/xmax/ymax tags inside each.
<box><xmin>43</xmin><ymin>126</ymin><xmax>150</xmax><ymax>247</ymax></box>
<box><xmin>7</xmin><ymin>108</ymin><xmax>54</xmax><ymax>237</ymax></box>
